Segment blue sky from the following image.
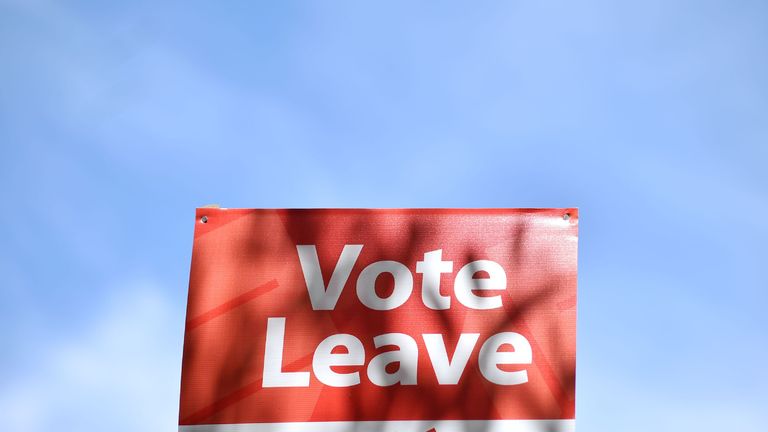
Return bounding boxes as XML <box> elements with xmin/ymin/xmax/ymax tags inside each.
<box><xmin>1</xmin><ymin>0</ymin><xmax>767</xmax><ymax>431</ymax></box>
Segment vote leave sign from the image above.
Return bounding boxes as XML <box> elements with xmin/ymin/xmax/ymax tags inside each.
<box><xmin>179</xmin><ymin>209</ymin><xmax>578</xmax><ymax>432</ymax></box>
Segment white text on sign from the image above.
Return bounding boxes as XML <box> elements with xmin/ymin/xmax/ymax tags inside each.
<box><xmin>262</xmin><ymin>245</ymin><xmax>532</xmax><ymax>388</ymax></box>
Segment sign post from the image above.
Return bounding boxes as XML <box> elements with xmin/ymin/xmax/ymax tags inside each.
<box><xmin>179</xmin><ymin>209</ymin><xmax>578</xmax><ymax>431</ymax></box>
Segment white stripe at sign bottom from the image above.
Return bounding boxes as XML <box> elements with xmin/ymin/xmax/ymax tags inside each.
<box><xmin>180</xmin><ymin>420</ymin><xmax>576</xmax><ymax>432</ymax></box>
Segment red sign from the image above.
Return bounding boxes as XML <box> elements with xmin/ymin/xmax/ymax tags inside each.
<box><xmin>179</xmin><ymin>209</ymin><xmax>578</xmax><ymax>432</ymax></box>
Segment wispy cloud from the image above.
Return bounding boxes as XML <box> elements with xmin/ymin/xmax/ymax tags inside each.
<box><xmin>0</xmin><ymin>281</ymin><xmax>183</xmax><ymax>432</ymax></box>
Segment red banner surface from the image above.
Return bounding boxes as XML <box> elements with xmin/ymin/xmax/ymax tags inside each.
<box><xmin>179</xmin><ymin>209</ymin><xmax>578</xmax><ymax>432</ymax></box>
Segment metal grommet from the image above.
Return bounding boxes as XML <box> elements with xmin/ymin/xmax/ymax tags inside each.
<box><xmin>200</xmin><ymin>216</ymin><xmax>208</xmax><ymax>224</ymax></box>
<box><xmin>563</xmin><ymin>212</ymin><xmax>571</xmax><ymax>221</ymax></box>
